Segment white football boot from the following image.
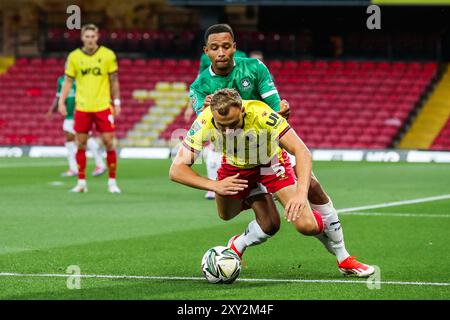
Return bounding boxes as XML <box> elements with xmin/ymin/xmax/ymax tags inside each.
<box><xmin>108</xmin><ymin>179</ymin><xmax>121</xmax><ymax>194</ymax></box>
<box><xmin>70</xmin><ymin>180</ymin><xmax>88</xmax><ymax>193</ymax></box>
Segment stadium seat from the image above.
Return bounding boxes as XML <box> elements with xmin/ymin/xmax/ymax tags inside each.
<box><xmin>0</xmin><ymin>58</ymin><xmax>436</xmax><ymax>148</ymax></box>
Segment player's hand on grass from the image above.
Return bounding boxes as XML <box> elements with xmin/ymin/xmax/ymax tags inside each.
<box><xmin>284</xmin><ymin>192</ymin><xmax>307</xmax><ymax>222</ymax></box>
<box><xmin>213</xmin><ymin>173</ymin><xmax>248</xmax><ymax>196</ymax></box>
<box><xmin>278</xmin><ymin>99</ymin><xmax>291</xmax><ymax>119</ymax></box>
<box><xmin>58</xmin><ymin>101</ymin><xmax>67</xmax><ymax>117</ymax></box>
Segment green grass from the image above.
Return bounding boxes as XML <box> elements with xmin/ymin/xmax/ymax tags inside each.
<box><xmin>0</xmin><ymin>158</ymin><xmax>449</xmax><ymax>299</ymax></box>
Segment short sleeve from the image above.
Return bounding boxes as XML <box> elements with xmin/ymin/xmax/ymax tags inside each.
<box><xmin>189</xmin><ymin>81</ymin><xmax>207</xmax><ymax>114</ymax></box>
<box><xmin>256</xmin><ymin>60</ymin><xmax>281</xmax><ymax>111</ymax></box>
<box><xmin>65</xmin><ymin>53</ymin><xmax>77</xmax><ymax>78</ymax></box>
<box><xmin>259</xmin><ymin>106</ymin><xmax>291</xmax><ymax>140</ymax></box>
<box><xmin>107</xmin><ymin>51</ymin><xmax>118</xmax><ymax>74</ymax></box>
<box><xmin>182</xmin><ymin>118</ymin><xmax>205</xmax><ymax>154</ymax></box>
<box><xmin>56</xmin><ymin>78</ymin><xmax>62</xmax><ymax>97</ymax></box>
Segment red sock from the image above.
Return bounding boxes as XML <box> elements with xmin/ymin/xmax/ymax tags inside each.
<box><xmin>76</xmin><ymin>149</ymin><xmax>86</xmax><ymax>179</ymax></box>
<box><xmin>106</xmin><ymin>150</ymin><xmax>117</xmax><ymax>179</ymax></box>
<box><xmin>312</xmin><ymin>210</ymin><xmax>324</xmax><ymax>234</ymax></box>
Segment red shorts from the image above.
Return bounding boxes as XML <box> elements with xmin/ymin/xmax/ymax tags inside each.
<box><xmin>74</xmin><ymin>108</ymin><xmax>115</xmax><ymax>133</ymax></box>
<box><xmin>217</xmin><ymin>150</ymin><xmax>296</xmax><ymax>200</ymax></box>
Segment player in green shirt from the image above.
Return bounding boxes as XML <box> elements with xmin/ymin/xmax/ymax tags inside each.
<box><xmin>46</xmin><ymin>75</ymin><xmax>106</xmax><ymax>177</ymax></box>
<box><xmin>186</xmin><ymin>24</ymin><xmax>374</xmax><ymax>277</ymax></box>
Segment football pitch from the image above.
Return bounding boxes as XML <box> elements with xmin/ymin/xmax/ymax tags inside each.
<box><xmin>0</xmin><ymin>157</ymin><xmax>449</xmax><ymax>300</ymax></box>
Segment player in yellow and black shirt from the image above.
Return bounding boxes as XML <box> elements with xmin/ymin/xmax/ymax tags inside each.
<box><xmin>170</xmin><ymin>88</ymin><xmax>320</xmax><ymax>259</ymax></box>
<box><xmin>59</xmin><ymin>24</ymin><xmax>121</xmax><ymax>194</ymax></box>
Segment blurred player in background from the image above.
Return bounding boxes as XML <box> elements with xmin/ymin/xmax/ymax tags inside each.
<box><xmin>59</xmin><ymin>24</ymin><xmax>121</xmax><ymax>193</ymax></box>
<box><xmin>248</xmin><ymin>50</ymin><xmax>264</xmax><ymax>61</ymax></box>
<box><xmin>46</xmin><ymin>75</ymin><xmax>106</xmax><ymax>178</ymax></box>
<box><xmin>189</xmin><ymin>24</ymin><xmax>374</xmax><ymax>277</ymax></box>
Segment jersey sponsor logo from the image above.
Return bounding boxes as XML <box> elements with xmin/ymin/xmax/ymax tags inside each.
<box><xmin>240</xmin><ymin>78</ymin><xmax>253</xmax><ymax>91</ymax></box>
<box><xmin>188</xmin><ymin>121</ymin><xmax>201</xmax><ymax>136</ymax></box>
<box><xmin>80</xmin><ymin>67</ymin><xmax>102</xmax><ymax>76</ymax></box>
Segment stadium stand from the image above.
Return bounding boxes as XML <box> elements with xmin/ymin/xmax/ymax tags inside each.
<box><xmin>431</xmin><ymin>119</ymin><xmax>450</xmax><ymax>151</ymax></box>
<box><xmin>160</xmin><ymin>60</ymin><xmax>437</xmax><ymax>150</ymax></box>
<box><xmin>399</xmin><ymin>65</ymin><xmax>450</xmax><ymax>150</ymax></box>
<box><xmin>0</xmin><ymin>58</ymin><xmax>437</xmax><ymax>149</ymax></box>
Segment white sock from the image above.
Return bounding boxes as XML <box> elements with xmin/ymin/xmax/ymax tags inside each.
<box><xmin>311</xmin><ymin>200</ymin><xmax>350</xmax><ymax>263</ymax></box>
<box><xmin>65</xmin><ymin>141</ymin><xmax>78</xmax><ymax>172</ymax></box>
<box><xmin>205</xmin><ymin>148</ymin><xmax>221</xmax><ymax>181</ymax></box>
<box><xmin>108</xmin><ymin>178</ymin><xmax>117</xmax><ymax>186</ymax></box>
<box><xmin>78</xmin><ymin>179</ymin><xmax>87</xmax><ymax>186</ymax></box>
<box><xmin>233</xmin><ymin>220</ymin><xmax>271</xmax><ymax>254</ymax></box>
<box><xmin>87</xmin><ymin>138</ymin><xmax>105</xmax><ymax>168</ymax></box>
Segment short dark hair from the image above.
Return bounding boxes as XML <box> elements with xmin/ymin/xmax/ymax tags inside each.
<box><xmin>204</xmin><ymin>24</ymin><xmax>234</xmax><ymax>44</ymax></box>
<box><xmin>210</xmin><ymin>88</ymin><xmax>242</xmax><ymax>116</ymax></box>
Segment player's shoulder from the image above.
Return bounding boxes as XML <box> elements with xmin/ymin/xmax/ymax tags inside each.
<box><xmin>235</xmin><ymin>57</ymin><xmax>263</xmax><ymax>67</ymax></box>
<box><xmin>67</xmin><ymin>48</ymin><xmax>82</xmax><ymax>59</ymax></box>
<box><xmin>57</xmin><ymin>75</ymin><xmax>65</xmax><ymax>83</ymax></box>
<box><xmin>190</xmin><ymin>107</ymin><xmax>213</xmax><ymax>131</ymax></box>
<box><xmin>191</xmin><ymin>68</ymin><xmax>212</xmax><ymax>88</ymax></box>
<box><xmin>197</xmin><ymin>106</ymin><xmax>213</xmax><ymax>123</ymax></box>
<box><xmin>98</xmin><ymin>46</ymin><xmax>116</xmax><ymax>57</ymax></box>
<box><xmin>243</xmin><ymin>99</ymin><xmax>272</xmax><ymax>113</ymax></box>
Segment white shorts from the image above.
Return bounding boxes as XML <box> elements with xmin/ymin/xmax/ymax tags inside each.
<box><xmin>63</xmin><ymin>119</ymin><xmax>75</xmax><ymax>134</ymax></box>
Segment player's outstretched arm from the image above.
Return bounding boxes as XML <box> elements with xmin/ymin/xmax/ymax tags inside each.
<box><xmin>279</xmin><ymin>129</ymin><xmax>312</xmax><ymax>221</ymax></box>
<box><xmin>109</xmin><ymin>72</ymin><xmax>121</xmax><ymax>117</ymax></box>
<box><xmin>46</xmin><ymin>97</ymin><xmax>59</xmax><ymax>119</ymax></box>
<box><xmin>169</xmin><ymin>145</ymin><xmax>248</xmax><ymax>196</ymax></box>
<box><xmin>58</xmin><ymin>76</ymin><xmax>73</xmax><ymax>117</ymax></box>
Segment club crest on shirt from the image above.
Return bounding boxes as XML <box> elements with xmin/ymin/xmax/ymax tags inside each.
<box><xmin>240</xmin><ymin>78</ymin><xmax>253</xmax><ymax>91</ymax></box>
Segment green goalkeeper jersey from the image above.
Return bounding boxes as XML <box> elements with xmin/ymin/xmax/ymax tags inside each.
<box><xmin>56</xmin><ymin>75</ymin><xmax>76</xmax><ymax>119</ymax></box>
<box><xmin>190</xmin><ymin>57</ymin><xmax>280</xmax><ymax>115</ymax></box>
<box><xmin>199</xmin><ymin>49</ymin><xmax>248</xmax><ymax>73</ymax></box>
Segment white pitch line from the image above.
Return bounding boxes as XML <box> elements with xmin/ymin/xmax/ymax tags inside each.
<box><xmin>338</xmin><ymin>194</ymin><xmax>450</xmax><ymax>213</ymax></box>
<box><xmin>340</xmin><ymin>212</ymin><xmax>450</xmax><ymax>218</ymax></box>
<box><xmin>0</xmin><ymin>272</ymin><xmax>449</xmax><ymax>287</ymax></box>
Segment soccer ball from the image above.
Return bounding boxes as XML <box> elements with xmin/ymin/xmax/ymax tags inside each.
<box><xmin>201</xmin><ymin>246</ymin><xmax>241</xmax><ymax>284</ymax></box>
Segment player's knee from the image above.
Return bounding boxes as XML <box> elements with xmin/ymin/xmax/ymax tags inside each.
<box><xmin>256</xmin><ymin>214</ymin><xmax>280</xmax><ymax>236</ymax></box>
<box><xmin>308</xmin><ymin>178</ymin><xmax>329</xmax><ymax>205</ymax></box>
<box><xmin>295</xmin><ymin>219</ymin><xmax>319</xmax><ymax>236</ymax></box>
<box><xmin>261</xmin><ymin>220</ymin><xmax>280</xmax><ymax>236</ymax></box>
<box><xmin>217</xmin><ymin>211</ymin><xmax>233</xmax><ymax>221</ymax></box>
<box><xmin>77</xmin><ymin>142</ymin><xmax>87</xmax><ymax>149</ymax></box>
